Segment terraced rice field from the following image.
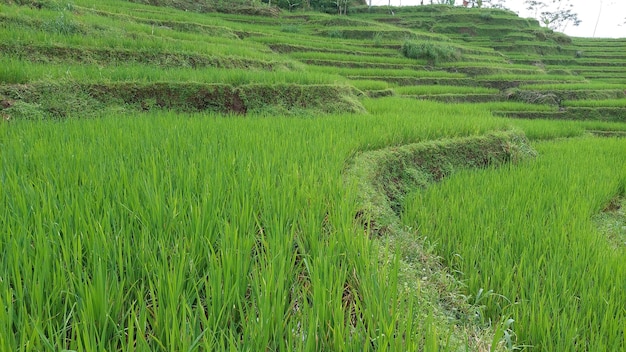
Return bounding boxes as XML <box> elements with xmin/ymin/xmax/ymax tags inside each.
<box><xmin>1</xmin><ymin>1</ymin><xmax>625</xmax><ymax>351</ymax></box>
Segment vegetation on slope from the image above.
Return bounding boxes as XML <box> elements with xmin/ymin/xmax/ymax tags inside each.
<box><xmin>1</xmin><ymin>0</ymin><xmax>626</xmax><ymax>350</ymax></box>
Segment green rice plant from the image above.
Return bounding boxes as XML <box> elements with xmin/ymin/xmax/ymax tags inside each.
<box><xmin>519</xmin><ymin>82</ymin><xmax>626</xmax><ymax>90</ymax></box>
<box><xmin>476</xmin><ymin>73</ymin><xmax>586</xmax><ymax>82</ymax></box>
<box><xmin>308</xmin><ymin>66</ymin><xmax>466</xmax><ymax>78</ymax></box>
<box><xmin>3</xmin><ymin>0</ymin><xmax>626</xmax><ymax>350</ymax></box>
<box><xmin>476</xmin><ymin>101</ymin><xmax>557</xmax><ymax>112</ymax></box>
<box><xmin>348</xmin><ymin>79</ymin><xmax>390</xmax><ymax>91</ymax></box>
<box><xmin>280</xmin><ymin>24</ymin><xmax>301</xmax><ymax>33</ymax></box>
<box><xmin>0</xmin><ymin>98</ymin><xmax>522</xmax><ymax>350</ymax></box>
<box><xmin>563</xmin><ymin>99</ymin><xmax>626</xmax><ymax>108</ymax></box>
<box><xmin>401</xmin><ymin>40</ymin><xmax>461</xmax><ymax>65</ymax></box>
<box><xmin>44</xmin><ymin>10</ymin><xmax>82</xmax><ymax>35</ymax></box>
<box><xmin>395</xmin><ymin>85</ymin><xmax>498</xmax><ymax>95</ymax></box>
<box><xmin>0</xmin><ymin>57</ymin><xmax>29</xmax><ymax>84</ymax></box>
<box><xmin>286</xmin><ymin>51</ymin><xmax>420</xmax><ymax>65</ymax></box>
<box><xmin>0</xmin><ymin>59</ymin><xmax>344</xmax><ymax>85</ymax></box>
<box><xmin>401</xmin><ymin>137</ymin><xmax>626</xmax><ymax>350</ymax></box>
<box><xmin>439</xmin><ymin>61</ymin><xmax>540</xmax><ymax>70</ymax></box>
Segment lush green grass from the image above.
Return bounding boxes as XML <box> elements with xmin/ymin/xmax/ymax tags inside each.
<box><xmin>402</xmin><ymin>137</ymin><xmax>626</xmax><ymax>350</ymax></box>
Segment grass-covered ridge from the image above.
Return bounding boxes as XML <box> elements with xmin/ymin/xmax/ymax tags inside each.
<box><xmin>1</xmin><ymin>0</ymin><xmax>626</xmax><ymax>351</ymax></box>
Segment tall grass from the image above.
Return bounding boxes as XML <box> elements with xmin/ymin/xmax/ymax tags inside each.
<box><xmin>402</xmin><ymin>137</ymin><xmax>626</xmax><ymax>350</ymax></box>
<box><xmin>0</xmin><ymin>58</ymin><xmax>341</xmax><ymax>85</ymax></box>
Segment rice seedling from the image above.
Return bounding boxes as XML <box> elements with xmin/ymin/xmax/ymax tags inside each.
<box><xmin>401</xmin><ymin>137</ymin><xmax>626</xmax><ymax>350</ymax></box>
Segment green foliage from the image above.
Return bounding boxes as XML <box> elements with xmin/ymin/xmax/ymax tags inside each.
<box><xmin>401</xmin><ymin>40</ymin><xmax>461</xmax><ymax>65</ymax></box>
<box><xmin>280</xmin><ymin>24</ymin><xmax>301</xmax><ymax>33</ymax></box>
<box><xmin>44</xmin><ymin>11</ymin><xmax>82</xmax><ymax>34</ymax></box>
<box><xmin>1</xmin><ymin>100</ymin><xmax>46</xmax><ymax>120</ymax></box>
<box><xmin>593</xmin><ymin>196</ymin><xmax>626</xmax><ymax>248</ymax></box>
<box><xmin>402</xmin><ymin>137</ymin><xmax>626</xmax><ymax>350</ymax></box>
<box><xmin>2</xmin><ymin>0</ymin><xmax>626</xmax><ymax>350</ymax></box>
<box><xmin>326</xmin><ymin>29</ymin><xmax>343</xmax><ymax>38</ymax></box>
<box><xmin>372</xmin><ymin>31</ymin><xmax>384</xmax><ymax>47</ymax></box>
<box><xmin>479</xmin><ymin>11</ymin><xmax>493</xmax><ymax>21</ymax></box>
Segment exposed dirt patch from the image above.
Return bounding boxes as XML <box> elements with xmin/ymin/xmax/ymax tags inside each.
<box><xmin>1</xmin><ymin>99</ymin><xmax>15</xmax><ymax>109</ymax></box>
<box><xmin>594</xmin><ymin>196</ymin><xmax>626</xmax><ymax>248</ymax></box>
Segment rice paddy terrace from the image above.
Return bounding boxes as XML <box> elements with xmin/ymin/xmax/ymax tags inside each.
<box><xmin>1</xmin><ymin>1</ymin><xmax>626</xmax><ymax>351</ymax></box>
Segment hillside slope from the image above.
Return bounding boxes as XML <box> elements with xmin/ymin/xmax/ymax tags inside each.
<box><xmin>1</xmin><ymin>1</ymin><xmax>625</xmax><ymax>351</ymax></box>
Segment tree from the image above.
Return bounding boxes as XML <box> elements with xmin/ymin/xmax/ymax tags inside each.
<box><xmin>482</xmin><ymin>0</ymin><xmax>509</xmax><ymax>10</ymax></box>
<box><xmin>334</xmin><ymin>0</ymin><xmax>349</xmax><ymax>14</ymax></box>
<box><xmin>524</xmin><ymin>0</ymin><xmax>581</xmax><ymax>32</ymax></box>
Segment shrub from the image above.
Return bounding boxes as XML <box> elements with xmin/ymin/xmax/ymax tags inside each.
<box><xmin>401</xmin><ymin>40</ymin><xmax>460</xmax><ymax>65</ymax></box>
<box><xmin>3</xmin><ymin>101</ymin><xmax>46</xmax><ymax>120</ymax></box>
<box><xmin>327</xmin><ymin>29</ymin><xmax>344</xmax><ymax>39</ymax></box>
<box><xmin>44</xmin><ymin>12</ymin><xmax>82</xmax><ymax>35</ymax></box>
<box><xmin>372</xmin><ymin>32</ymin><xmax>384</xmax><ymax>47</ymax></box>
<box><xmin>479</xmin><ymin>11</ymin><xmax>493</xmax><ymax>21</ymax></box>
<box><xmin>280</xmin><ymin>25</ymin><xmax>301</xmax><ymax>33</ymax></box>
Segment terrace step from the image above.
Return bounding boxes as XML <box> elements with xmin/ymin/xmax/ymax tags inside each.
<box><xmin>268</xmin><ymin>43</ymin><xmax>392</xmax><ymax>57</ymax></box>
<box><xmin>494</xmin><ymin>107</ymin><xmax>626</xmax><ymax>121</ymax></box>
<box><xmin>348</xmin><ymin>76</ymin><xmax>580</xmax><ymax>89</ymax></box>
<box><xmin>347</xmin><ymin>76</ymin><xmax>476</xmax><ymax>86</ymax></box>
<box><xmin>588</xmin><ymin>130</ymin><xmax>626</xmax><ymax>138</ymax></box>
<box><xmin>0</xmin><ymin>82</ymin><xmax>365</xmax><ymax>118</ymax></box>
<box><xmin>0</xmin><ymin>43</ymin><xmax>281</xmax><ymax>69</ymax></box>
<box><xmin>510</xmin><ymin>89</ymin><xmax>626</xmax><ymax>102</ymax></box>
<box><xmin>301</xmin><ymin>59</ymin><xmax>425</xmax><ymax>70</ymax></box>
<box><xmin>442</xmin><ymin>66</ymin><xmax>542</xmax><ymax>76</ymax></box>
<box><xmin>404</xmin><ymin>93</ymin><xmax>503</xmax><ymax>103</ymax></box>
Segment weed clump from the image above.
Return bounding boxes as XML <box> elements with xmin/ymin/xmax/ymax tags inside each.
<box><xmin>401</xmin><ymin>40</ymin><xmax>460</xmax><ymax>65</ymax></box>
<box><xmin>280</xmin><ymin>24</ymin><xmax>301</xmax><ymax>33</ymax></box>
<box><xmin>1</xmin><ymin>101</ymin><xmax>46</xmax><ymax>120</ymax></box>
